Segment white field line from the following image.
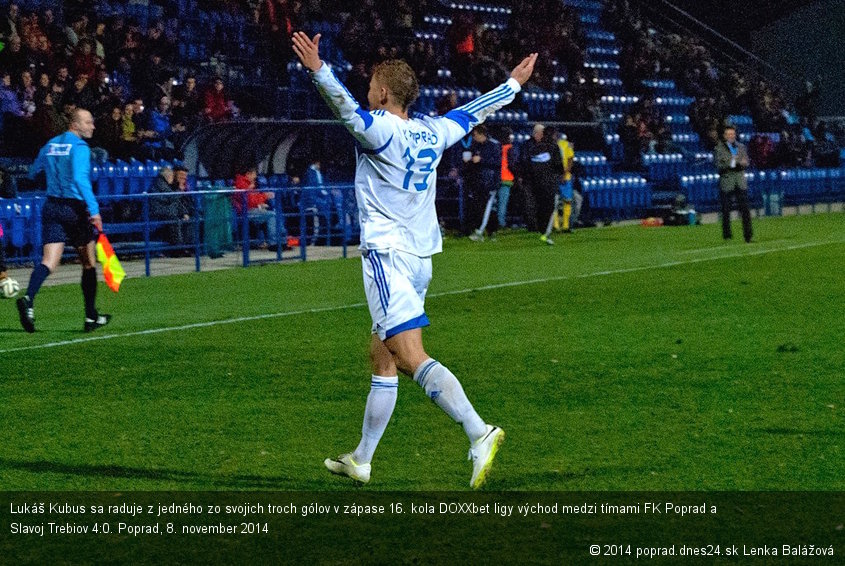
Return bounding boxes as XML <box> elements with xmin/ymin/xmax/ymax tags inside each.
<box><xmin>674</xmin><ymin>238</ymin><xmax>792</xmax><ymax>254</ymax></box>
<box><xmin>2</xmin><ymin>239</ymin><xmax>842</xmax><ymax>355</ymax></box>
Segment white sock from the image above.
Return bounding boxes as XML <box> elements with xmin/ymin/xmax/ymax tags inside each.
<box><xmin>544</xmin><ymin>194</ymin><xmax>560</xmax><ymax>237</ymax></box>
<box><xmin>413</xmin><ymin>359</ymin><xmax>487</xmax><ymax>443</ymax></box>
<box><xmin>352</xmin><ymin>375</ymin><xmax>398</xmax><ymax>465</ymax></box>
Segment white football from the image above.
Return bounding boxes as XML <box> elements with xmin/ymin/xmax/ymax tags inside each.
<box><xmin>1</xmin><ymin>277</ymin><xmax>20</xmax><ymax>299</ymax></box>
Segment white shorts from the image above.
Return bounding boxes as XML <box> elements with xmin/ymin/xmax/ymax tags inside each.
<box><xmin>362</xmin><ymin>248</ymin><xmax>432</xmax><ymax>340</ymax></box>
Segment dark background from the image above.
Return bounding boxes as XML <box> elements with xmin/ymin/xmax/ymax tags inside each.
<box><xmin>664</xmin><ymin>0</ymin><xmax>844</xmax><ymax>115</ymax></box>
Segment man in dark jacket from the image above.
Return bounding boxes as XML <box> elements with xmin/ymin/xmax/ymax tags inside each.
<box><xmin>519</xmin><ymin>123</ymin><xmax>563</xmax><ymax>242</ymax></box>
<box><xmin>149</xmin><ymin>166</ymin><xmax>195</xmax><ymax>251</ymax></box>
<box><xmin>464</xmin><ymin>125</ymin><xmax>501</xmax><ymax>240</ymax></box>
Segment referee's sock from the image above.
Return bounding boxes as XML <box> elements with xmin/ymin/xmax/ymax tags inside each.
<box><xmin>25</xmin><ymin>263</ymin><xmax>51</xmax><ymax>303</ymax></box>
<box><xmin>81</xmin><ymin>267</ymin><xmax>98</xmax><ymax>319</ymax></box>
<box><xmin>413</xmin><ymin>359</ymin><xmax>488</xmax><ymax>444</ymax></box>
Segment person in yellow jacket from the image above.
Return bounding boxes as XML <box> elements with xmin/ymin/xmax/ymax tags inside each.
<box><xmin>558</xmin><ymin>132</ymin><xmax>575</xmax><ymax>230</ymax></box>
<box><xmin>544</xmin><ymin>129</ymin><xmax>575</xmax><ymax>239</ymax></box>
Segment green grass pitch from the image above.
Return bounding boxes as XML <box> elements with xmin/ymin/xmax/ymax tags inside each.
<box><xmin>1</xmin><ymin>213</ymin><xmax>843</xmax><ymax>491</ymax></box>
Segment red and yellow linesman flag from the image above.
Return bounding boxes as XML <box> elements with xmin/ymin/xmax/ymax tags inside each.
<box><xmin>96</xmin><ymin>233</ymin><xmax>125</xmax><ymax>292</ymax></box>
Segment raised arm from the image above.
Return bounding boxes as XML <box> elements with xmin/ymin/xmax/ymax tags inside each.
<box><xmin>292</xmin><ymin>31</ymin><xmax>391</xmax><ymax>149</ymax></box>
<box><xmin>436</xmin><ymin>54</ymin><xmax>538</xmax><ymax>148</ymax></box>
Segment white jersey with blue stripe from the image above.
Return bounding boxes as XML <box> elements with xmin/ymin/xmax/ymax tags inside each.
<box><xmin>311</xmin><ymin>64</ymin><xmax>521</xmax><ymax>256</ymax></box>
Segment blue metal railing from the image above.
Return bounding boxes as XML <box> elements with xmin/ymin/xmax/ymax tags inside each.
<box><xmin>679</xmin><ymin>167</ymin><xmax>845</xmax><ymax>213</ymax></box>
<box><xmin>0</xmin><ymin>179</ymin><xmax>468</xmax><ymax>274</ymax></box>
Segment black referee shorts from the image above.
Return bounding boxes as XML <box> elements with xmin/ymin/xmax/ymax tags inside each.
<box><xmin>42</xmin><ymin>197</ymin><xmax>96</xmax><ymax>247</ymax></box>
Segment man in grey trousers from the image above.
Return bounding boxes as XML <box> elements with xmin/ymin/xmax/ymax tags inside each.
<box><xmin>714</xmin><ymin>125</ymin><xmax>753</xmax><ymax>242</ymax></box>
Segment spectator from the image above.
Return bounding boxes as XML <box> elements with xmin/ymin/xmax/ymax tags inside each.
<box><xmin>344</xmin><ymin>62</ymin><xmax>370</xmax><ymax>106</ymax></box>
<box><xmin>93</xmin><ymin>21</ymin><xmax>107</xmax><ymax>60</ymax></box>
<box><xmin>259</xmin><ymin>0</ymin><xmax>298</xmax><ymax>84</ymax></box>
<box><xmin>149</xmin><ymin>166</ymin><xmax>196</xmax><ymax>251</ymax></box>
<box><xmin>130</xmin><ymin>96</ymin><xmax>157</xmax><ymax>148</ymax></box>
<box><xmin>110</xmin><ymin>55</ymin><xmax>132</xmax><ymax>98</ymax></box>
<box><xmin>16</xmin><ymin>69</ymin><xmax>36</xmax><ymax>117</ymax></box>
<box><xmin>144</xmin><ymin>95</ymin><xmax>175</xmax><ymax>159</ymax></box>
<box><xmin>64</xmin><ymin>13</ymin><xmax>87</xmax><ymax>56</ymax></box>
<box><xmin>91</xmin><ymin>67</ymin><xmax>115</xmax><ymax>115</ymax></box>
<box><xmin>0</xmin><ymin>3</ymin><xmax>19</xmax><ymax>42</ymax></box>
<box><xmin>447</xmin><ymin>13</ymin><xmax>477</xmax><ymax>85</ymax></box>
<box><xmin>172</xmin><ymin>75</ymin><xmax>200</xmax><ymax>127</ymax></box>
<box><xmin>94</xmin><ymin>105</ymin><xmax>124</xmax><ymax>159</ymax></box>
<box><xmin>0</xmin><ymin>70</ymin><xmax>24</xmax><ymax>118</ymax></box>
<box><xmin>302</xmin><ymin>158</ymin><xmax>338</xmax><ymax>241</ymax></box>
<box><xmin>67</xmin><ymin>74</ymin><xmax>97</xmax><ymax>112</ymax></box>
<box><xmin>102</xmin><ymin>16</ymin><xmax>125</xmax><ymax>68</ymax></box>
<box><xmin>121</xmin><ymin>101</ymin><xmax>140</xmax><ymax>154</ymax></box>
<box><xmin>748</xmin><ymin>133</ymin><xmax>776</xmax><ymax>170</ymax></box>
<box><xmin>174</xmin><ymin>165</ymin><xmax>191</xmax><ymax>191</ymax></box>
<box><xmin>72</xmin><ymin>39</ymin><xmax>97</xmax><ymax>80</ymax></box>
<box><xmin>18</xmin><ymin>8</ymin><xmax>40</xmax><ymax>40</ymax></box>
<box><xmin>144</xmin><ymin>21</ymin><xmax>173</xmax><ymax>62</ymax></box>
<box><xmin>233</xmin><ymin>165</ymin><xmax>283</xmax><ymax>248</ymax></box>
<box><xmin>35</xmin><ymin>70</ymin><xmax>51</xmax><ymax>101</ymax></box>
<box><xmin>22</xmin><ymin>33</ymin><xmax>47</xmax><ymax>74</ymax></box>
<box><xmin>139</xmin><ymin>51</ymin><xmax>169</xmax><ymax>103</ymax></box>
<box><xmin>49</xmin><ymin>78</ymin><xmax>66</xmax><ymax>109</ymax></box>
<box><xmin>435</xmin><ymin>91</ymin><xmax>459</xmax><ymax>116</ymax></box>
<box><xmin>40</xmin><ymin>8</ymin><xmax>64</xmax><ymax>51</ymax></box>
<box><xmin>203</xmin><ymin>77</ymin><xmax>232</xmax><ymax>122</ymax></box>
<box><xmin>52</xmin><ymin>64</ymin><xmax>71</xmax><ymax>93</ymax></box>
<box><xmin>618</xmin><ymin>113</ymin><xmax>641</xmax><ymax>171</ymax></box>
<box><xmin>0</xmin><ymin>34</ymin><xmax>26</xmax><ymax>77</ymax></box>
<box><xmin>32</xmin><ymin>90</ymin><xmax>65</xmax><ymax>145</ymax></box>
<box><xmin>61</xmin><ymin>101</ymin><xmax>78</xmax><ymax>127</ymax></box>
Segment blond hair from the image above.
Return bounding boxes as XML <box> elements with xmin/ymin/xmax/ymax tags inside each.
<box><xmin>371</xmin><ymin>59</ymin><xmax>419</xmax><ymax>111</ymax></box>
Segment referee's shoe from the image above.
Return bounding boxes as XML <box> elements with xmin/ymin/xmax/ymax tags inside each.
<box><xmin>17</xmin><ymin>296</ymin><xmax>35</xmax><ymax>333</ymax></box>
<box><xmin>84</xmin><ymin>314</ymin><xmax>112</xmax><ymax>333</ymax></box>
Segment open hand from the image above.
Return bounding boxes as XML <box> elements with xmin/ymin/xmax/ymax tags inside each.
<box><xmin>292</xmin><ymin>31</ymin><xmax>323</xmax><ymax>72</ymax></box>
<box><xmin>510</xmin><ymin>53</ymin><xmax>538</xmax><ymax>86</ymax></box>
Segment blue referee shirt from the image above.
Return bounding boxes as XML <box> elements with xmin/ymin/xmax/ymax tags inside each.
<box><xmin>29</xmin><ymin>131</ymin><xmax>99</xmax><ymax>217</ymax></box>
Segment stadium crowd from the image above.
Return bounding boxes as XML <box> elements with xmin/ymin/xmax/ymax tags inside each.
<box><xmin>0</xmin><ymin>1</ymin><xmax>243</xmax><ymax>158</ymax></box>
<box><xmin>604</xmin><ymin>0</ymin><xmax>842</xmax><ymax>169</ymax></box>
<box><xmin>0</xmin><ymin>0</ymin><xmax>603</xmax><ymax>158</ymax></box>
<box><xmin>0</xmin><ymin>0</ymin><xmax>842</xmax><ymax>244</ymax></box>
<box><xmin>3</xmin><ymin>1</ymin><xmax>841</xmax><ymax>165</ymax></box>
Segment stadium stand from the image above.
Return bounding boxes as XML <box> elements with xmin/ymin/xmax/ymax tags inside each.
<box><xmin>1</xmin><ymin>0</ymin><xmax>843</xmax><ymax>269</ymax></box>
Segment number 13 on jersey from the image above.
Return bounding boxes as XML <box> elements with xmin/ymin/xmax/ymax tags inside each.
<box><xmin>402</xmin><ymin>148</ymin><xmax>437</xmax><ymax>191</ymax></box>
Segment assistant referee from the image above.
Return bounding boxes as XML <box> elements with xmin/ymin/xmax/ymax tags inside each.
<box><xmin>17</xmin><ymin>109</ymin><xmax>111</xmax><ymax>333</ymax></box>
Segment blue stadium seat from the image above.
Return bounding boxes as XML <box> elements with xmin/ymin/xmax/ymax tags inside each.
<box><xmin>10</xmin><ymin>198</ymin><xmax>34</xmax><ymax>249</ymax></box>
<box><xmin>113</xmin><ymin>160</ymin><xmax>130</xmax><ymax>196</ymax></box>
<box><xmin>582</xmin><ymin>174</ymin><xmax>650</xmax><ymax>219</ymax></box>
<box><xmin>97</xmin><ymin>161</ymin><xmax>114</xmax><ymax>197</ymax></box>
<box><xmin>128</xmin><ymin>159</ymin><xmax>146</xmax><ymax>195</ymax></box>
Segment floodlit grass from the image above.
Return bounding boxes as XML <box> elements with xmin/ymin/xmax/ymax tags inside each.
<box><xmin>2</xmin><ymin>213</ymin><xmax>843</xmax><ymax>490</ymax></box>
